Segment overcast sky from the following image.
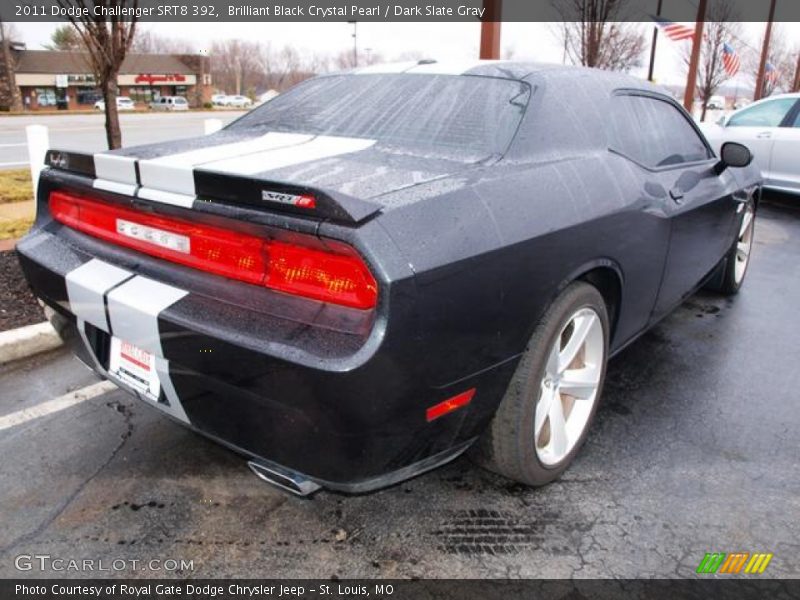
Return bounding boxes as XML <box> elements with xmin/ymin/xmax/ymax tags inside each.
<box><xmin>12</xmin><ymin>21</ymin><xmax>799</xmax><ymax>87</ymax></box>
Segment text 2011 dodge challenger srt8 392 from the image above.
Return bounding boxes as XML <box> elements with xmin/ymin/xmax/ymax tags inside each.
<box><xmin>18</xmin><ymin>61</ymin><xmax>761</xmax><ymax>495</ymax></box>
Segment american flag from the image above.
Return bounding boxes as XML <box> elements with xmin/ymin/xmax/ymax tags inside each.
<box><xmin>721</xmin><ymin>43</ymin><xmax>740</xmax><ymax>77</ymax></box>
<box><xmin>765</xmin><ymin>62</ymin><xmax>780</xmax><ymax>84</ymax></box>
<box><xmin>651</xmin><ymin>16</ymin><xmax>696</xmax><ymax>42</ymax></box>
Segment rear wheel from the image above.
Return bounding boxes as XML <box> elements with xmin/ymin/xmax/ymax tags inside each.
<box><xmin>472</xmin><ymin>282</ymin><xmax>609</xmax><ymax>486</ymax></box>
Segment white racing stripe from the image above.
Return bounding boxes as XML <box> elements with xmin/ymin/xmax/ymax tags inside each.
<box><xmin>93</xmin><ymin>153</ymin><xmax>138</xmax><ymax>195</ymax></box>
<box><xmin>106</xmin><ymin>275</ymin><xmax>188</xmax><ymax>358</ymax></box>
<box><xmin>94</xmin><ymin>153</ymin><xmax>137</xmax><ymax>184</ymax></box>
<box><xmin>0</xmin><ymin>381</ymin><xmax>117</xmax><ymax>432</ymax></box>
<box><xmin>93</xmin><ymin>179</ymin><xmax>138</xmax><ymax>196</ymax></box>
<box><xmin>64</xmin><ymin>261</ymin><xmax>192</xmax><ymax>424</ymax></box>
<box><xmin>137</xmin><ymin>132</ymin><xmax>313</xmax><ymax>196</ymax></box>
<box><xmin>201</xmin><ymin>135</ymin><xmax>376</xmax><ymax>176</ymax></box>
<box><xmin>136</xmin><ymin>187</ymin><xmax>196</xmax><ymax>208</ymax></box>
<box><xmin>65</xmin><ymin>259</ymin><xmax>133</xmax><ymax>333</ymax></box>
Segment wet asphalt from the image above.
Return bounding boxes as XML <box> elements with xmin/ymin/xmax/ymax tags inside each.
<box><xmin>0</xmin><ymin>200</ymin><xmax>798</xmax><ymax>579</ymax></box>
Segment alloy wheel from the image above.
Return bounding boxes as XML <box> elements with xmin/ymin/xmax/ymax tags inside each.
<box><xmin>734</xmin><ymin>203</ymin><xmax>755</xmax><ymax>285</ymax></box>
<box><xmin>535</xmin><ymin>307</ymin><xmax>605</xmax><ymax>466</ymax></box>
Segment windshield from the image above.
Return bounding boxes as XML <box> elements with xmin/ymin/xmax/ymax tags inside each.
<box><xmin>229</xmin><ymin>74</ymin><xmax>530</xmax><ymax>158</ymax></box>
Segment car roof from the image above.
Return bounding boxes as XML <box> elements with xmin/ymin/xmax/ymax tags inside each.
<box><xmin>343</xmin><ymin>59</ymin><xmax>660</xmax><ymax>94</ymax></box>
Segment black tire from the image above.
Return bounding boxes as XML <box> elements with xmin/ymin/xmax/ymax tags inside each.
<box><xmin>705</xmin><ymin>199</ymin><xmax>756</xmax><ymax>296</ymax></box>
<box><xmin>471</xmin><ymin>281</ymin><xmax>610</xmax><ymax>487</ymax></box>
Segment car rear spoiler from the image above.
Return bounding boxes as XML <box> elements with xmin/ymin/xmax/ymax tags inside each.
<box><xmin>44</xmin><ymin>149</ymin><xmax>382</xmax><ymax>225</ymax></box>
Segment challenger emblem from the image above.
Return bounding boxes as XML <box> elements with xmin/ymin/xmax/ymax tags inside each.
<box><xmin>261</xmin><ymin>190</ymin><xmax>316</xmax><ymax>209</ymax></box>
<box><xmin>48</xmin><ymin>152</ymin><xmax>69</xmax><ymax>169</ymax></box>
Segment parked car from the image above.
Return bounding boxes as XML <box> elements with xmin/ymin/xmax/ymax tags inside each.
<box><xmin>94</xmin><ymin>96</ymin><xmax>135</xmax><ymax>111</ymax></box>
<box><xmin>149</xmin><ymin>96</ymin><xmax>189</xmax><ymax>111</ymax></box>
<box><xmin>19</xmin><ymin>62</ymin><xmax>760</xmax><ymax>495</ymax></box>
<box><xmin>223</xmin><ymin>95</ymin><xmax>253</xmax><ymax>108</ymax></box>
<box><xmin>706</xmin><ymin>95</ymin><xmax>726</xmax><ymax>110</ymax></box>
<box><xmin>700</xmin><ymin>92</ymin><xmax>800</xmax><ymax>196</ymax></box>
<box><xmin>211</xmin><ymin>93</ymin><xmax>228</xmax><ymax>106</ymax></box>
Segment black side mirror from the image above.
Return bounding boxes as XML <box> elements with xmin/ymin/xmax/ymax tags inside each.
<box><xmin>714</xmin><ymin>142</ymin><xmax>753</xmax><ymax>174</ymax></box>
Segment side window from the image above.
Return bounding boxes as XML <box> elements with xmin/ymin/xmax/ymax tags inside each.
<box><xmin>791</xmin><ymin>105</ymin><xmax>800</xmax><ymax>128</ymax></box>
<box><xmin>727</xmin><ymin>98</ymin><xmax>796</xmax><ymax>127</ymax></box>
<box><xmin>608</xmin><ymin>94</ymin><xmax>711</xmax><ymax>168</ymax></box>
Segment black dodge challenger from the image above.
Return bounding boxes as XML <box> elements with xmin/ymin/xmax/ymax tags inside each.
<box><xmin>18</xmin><ymin>61</ymin><xmax>760</xmax><ymax>495</ymax></box>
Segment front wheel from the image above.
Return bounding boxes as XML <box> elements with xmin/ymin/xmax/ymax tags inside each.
<box><xmin>471</xmin><ymin>282</ymin><xmax>609</xmax><ymax>487</ymax></box>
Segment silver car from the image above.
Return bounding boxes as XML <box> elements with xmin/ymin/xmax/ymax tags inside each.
<box><xmin>700</xmin><ymin>92</ymin><xmax>800</xmax><ymax>196</ymax></box>
<box><xmin>149</xmin><ymin>96</ymin><xmax>189</xmax><ymax>112</ymax></box>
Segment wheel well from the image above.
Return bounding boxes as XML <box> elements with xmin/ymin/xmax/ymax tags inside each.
<box><xmin>579</xmin><ymin>267</ymin><xmax>622</xmax><ymax>344</ymax></box>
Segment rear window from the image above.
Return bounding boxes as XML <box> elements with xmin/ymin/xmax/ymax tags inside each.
<box><xmin>230</xmin><ymin>74</ymin><xmax>530</xmax><ymax>159</ymax></box>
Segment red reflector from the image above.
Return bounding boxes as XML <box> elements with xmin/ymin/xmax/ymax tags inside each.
<box><xmin>49</xmin><ymin>190</ymin><xmax>378</xmax><ymax>309</ymax></box>
<box><xmin>294</xmin><ymin>194</ymin><xmax>316</xmax><ymax>209</ymax></box>
<box><xmin>426</xmin><ymin>388</ymin><xmax>476</xmax><ymax>422</ymax></box>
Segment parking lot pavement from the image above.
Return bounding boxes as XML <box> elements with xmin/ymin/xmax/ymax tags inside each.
<box><xmin>0</xmin><ymin>201</ymin><xmax>798</xmax><ymax>579</ymax></box>
<box><xmin>0</xmin><ymin>111</ymin><xmax>246</xmax><ymax>168</ymax></box>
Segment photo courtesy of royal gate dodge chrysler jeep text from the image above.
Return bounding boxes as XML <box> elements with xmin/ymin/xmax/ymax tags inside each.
<box><xmin>17</xmin><ymin>61</ymin><xmax>760</xmax><ymax>495</ymax></box>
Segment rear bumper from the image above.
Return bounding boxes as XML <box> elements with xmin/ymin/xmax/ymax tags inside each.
<box><xmin>18</xmin><ymin>224</ymin><xmax>516</xmax><ymax>493</ymax></box>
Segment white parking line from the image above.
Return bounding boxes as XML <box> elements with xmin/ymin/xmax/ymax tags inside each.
<box><xmin>0</xmin><ymin>380</ymin><xmax>117</xmax><ymax>432</ymax></box>
<box><xmin>0</xmin><ymin>161</ymin><xmax>29</xmax><ymax>167</ymax></box>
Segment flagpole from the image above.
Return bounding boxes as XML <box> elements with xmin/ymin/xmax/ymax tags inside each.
<box><xmin>647</xmin><ymin>0</ymin><xmax>664</xmax><ymax>81</ymax></box>
<box><xmin>754</xmin><ymin>0</ymin><xmax>777</xmax><ymax>101</ymax></box>
<box><xmin>682</xmin><ymin>0</ymin><xmax>707</xmax><ymax>114</ymax></box>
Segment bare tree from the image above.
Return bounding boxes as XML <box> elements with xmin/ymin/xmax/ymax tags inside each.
<box><xmin>55</xmin><ymin>1</ymin><xmax>139</xmax><ymax>149</ymax></box>
<box><xmin>131</xmin><ymin>29</ymin><xmax>196</xmax><ymax>54</ymax></box>
<box><xmin>554</xmin><ymin>0</ymin><xmax>646</xmax><ymax>71</ymax></box>
<box><xmin>333</xmin><ymin>48</ymin><xmax>382</xmax><ymax>70</ymax></box>
<box><xmin>0</xmin><ymin>19</ymin><xmax>22</xmax><ymax>112</ymax></box>
<box><xmin>211</xmin><ymin>39</ymin><xmax>262</xmax><ymax>96</ymax></box>
<box><xmin>44</xmin><ymin>24</ymin><xmax>84</xmax><ymax>51</ymax></box>
<box><xmin>744</xmin><ymin>26</ymin><xmax>797</xmax><ymax>97</ymax></box>
<box><xmin>681</xmin><ymin>1</ymin><xmax>742</xmax><ymax>121</ymax></box>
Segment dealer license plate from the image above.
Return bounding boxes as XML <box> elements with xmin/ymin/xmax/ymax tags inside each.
<box><xmin>108</xmin><ymin>337</ymin><xmax>161</xmax><ymax>401</ymax></box>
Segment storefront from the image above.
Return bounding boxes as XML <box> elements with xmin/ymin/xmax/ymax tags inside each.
<box><xmin>2</xmin><ymin>48</ymin><xmax>211</xmax><ymax>111</ymax></box>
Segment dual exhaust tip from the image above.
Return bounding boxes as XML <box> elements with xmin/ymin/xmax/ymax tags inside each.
<box><xmin>247</xmin><ymin>460</ymin><xmax>321</xmax><ymax>497</ymax></box>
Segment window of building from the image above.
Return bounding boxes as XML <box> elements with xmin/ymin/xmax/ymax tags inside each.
<box><xmin>76</xmin><ymin>88</ymin><xmax>101</xmax><ymax>105</ymax></box>
<box><xmin>33</xmin><ymin>88</ymin><xmax>57</xmax><ymax>107</ymax></box>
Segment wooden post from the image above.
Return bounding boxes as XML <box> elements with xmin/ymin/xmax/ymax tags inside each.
<box><xmin>479</xmin><ymin>0</ymin><xmax>501</xmax><ymax>59</ymax></box>
<box><xmin>754</xmin><ymin>0</ymin><xmax>777</xmax><ymax>101</ymax></box>
<box><xmin>682</xmin><ymin>0</ymin><xmax>707</xmax><ymax>114</ymax></box>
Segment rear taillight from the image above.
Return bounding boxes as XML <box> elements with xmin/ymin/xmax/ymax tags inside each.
<box><xmin>49</xmin><ymin>190</ymin><xmax>378</xmax><ymax>309</ymax></box>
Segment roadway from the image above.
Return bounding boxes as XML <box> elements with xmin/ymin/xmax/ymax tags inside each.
<box><xmin>0</xmin><ymin>111</ymin><xmax>247</xmax><ymax>169</ymax></box>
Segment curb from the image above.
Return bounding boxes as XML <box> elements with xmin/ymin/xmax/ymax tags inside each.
<box><xmin>0</xmin><ymin>321</ymin><xmax>63</xmax><ymax>364</ymax></box>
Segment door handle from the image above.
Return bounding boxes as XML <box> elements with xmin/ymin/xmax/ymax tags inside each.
<box><xmin>669</xmin><ymin>188</ymin><xmax>684</xmax><ymax>203</ymax></box>
<box><xmin>756</xmin><ymin>131</ymin><xmax>772</xmax><ymax>139</ymax></box>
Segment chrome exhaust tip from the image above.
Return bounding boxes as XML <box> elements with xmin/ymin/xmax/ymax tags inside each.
<box><xmin>247</xmin><ymin>460</ymin><xmax>321</xmax><ymax>497</ymax></box>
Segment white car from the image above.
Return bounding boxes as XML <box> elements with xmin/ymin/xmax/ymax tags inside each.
<box><xmin>211</xmin><ymin>94</ymin><xmax>228</xmax><ymax>106</ymax></box>
<box><xmin>223</xmin><ymin>95</ymin><xmax>253</xmax><ymax>108</ymax></box>
<box><xmin>149</xmin><ymin>96</ymin><xmax>189</xmax><ymax>111</ymax></box>
<box><xmin>700</xmin><ymin>93</ymin><xmax>800</xmax><ymax>196</ymax></box>
<box><xmin>706</xmin><ymin>95</ymin><xmax>726</xmax><ymax>110</ymax></box>
<box><xmin>94</xmin><ymin>97</ymin><xmax>135</xmax><ymax>111</ymax></box>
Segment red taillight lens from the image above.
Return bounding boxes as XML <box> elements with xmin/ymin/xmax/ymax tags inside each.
<box><xmin>49</xmin><ymin>190</ymin><xmax>377</xmax><ymax>309</ymax></box>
